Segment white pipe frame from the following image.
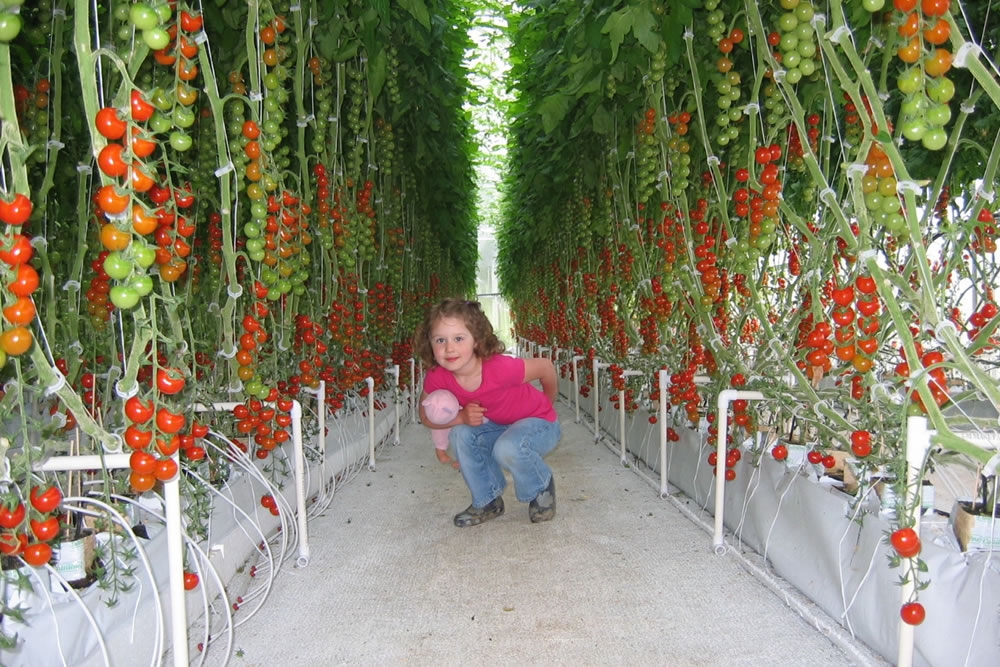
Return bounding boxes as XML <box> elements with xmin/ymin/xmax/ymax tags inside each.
<box><xmin>592</xmin><ymin>358</ymin><xmax>611</xmax><ymax>442</ymax></box>
<box><xmin>617</xmin><ymin>369</ymin><xmax>645</xmax><ymax>465</ymax></box>
<box><xmin>572</xmin><ymin>355</ymin><xmax>584</xmax><ymax>423</ymax></box>
<box><xmin>897</xmin><ymin>416</ymin><xmax>930</xmax><ymax>667</ymax></box>
<box><xmin>34</xmin><ymin>453</ymin><xmax>185</xmax><ymax>667</ymax></box>
<box><xmin>712</xmin><ymin>388</ymin><xmax>765</xmax><ymax>554</ymax></box>
<box><xmin>366</xmin><ymin>377</ymin><xmax>376</xmax><ymax>470</ymax></box>
<box><xmin>658</xmin><ymin>369</ymin><xmax>669</xmax><ymax>497</ymax></box>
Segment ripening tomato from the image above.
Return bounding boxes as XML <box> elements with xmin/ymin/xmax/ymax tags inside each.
<box><xmin>0</xmin><ymin>193</ymin><xmax>33</xmax><ymax>226</ymax></box>
<box><xmin>29</xmin><ymin>485</ymin><xmax>62</xmax><ymax>513</ymax></box>
<box><xmin>22</xmin><ymin>542</ymin><xmax>53</xmax><ymax>567</ymax></box>
<box><xmin>921</xmin><ymin>0</ymin><xmax>949</xmax><ymax>17</ymax></box>
<box><xmin>3</xmin><ymin>297</ymin><xmax>36</xmax><ymax>326</ymax></box>
<box><xmin>96</xmin><ymin>184</ymin><xmax>130</xmax><ymax>216</ymax></box>
<box><xmin>97</xmin><ymin>143</ymin><xmax>129</xmax><ymax>178</ymax></box>
<box><xmin>129</xmin><ymin>471</ymin><xmax>156</xmax><ymax>493</ymax></box>
<box><xmin>130</xmin><ymin>89</ymin><xmax>155</xmax><ymax>122</ymax></box>
<box><xmin>0</xmin><ymin>326</ymin><xmax>34</xmax><ymax>356</ymax></box>
<box><xmin>890</xmin><ymin>527</ymin><xmax>921</xmax><ymax>558</ymax></box>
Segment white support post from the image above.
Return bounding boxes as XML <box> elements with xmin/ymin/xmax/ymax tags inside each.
<box><xmin>619</xmin><ymin>370</ymin><xmax>644</xmax><ymax>464</ymax></box>
<box><xmin>385</xmin><ymin>365</ymin><xmax>401</xmax><ymax>444</ymax></box>
<box><xmin>898</xmin><ymin>416</ymin><xmax>930</xmax><ymax>667</ymax></box>
<box><xmin>36</xmin><ymin>453</ymin><xmax>185</xmax><ymax>666</ymax></box>
<box><xmin>572</xmin><ymin>355</ymin><xmax>584</xmax><ymax>423</ymax></box>
<box><xmin>366</xmin><ymin>377</ymin><xmax>376</xmax><ymax>470</ymax></box>
<box><xmin>592</xmin><ymin>359</ymin><xmax>610</xmax><ymax>442</ymax></box>
<box><xmin>409</xmin><ymin>358</ymin><xmax>417</xmax><ymax>423</ymax></box>
<box><xmin>290</xmin><ymin>400</ymin><xmax>310</xmax><ymax>567</ymax></box>
<box><xmin>712</xmin><ymin>389</ymin><xmax>765</xmax><ymax>553</ymax></box>
<box><xmin>658</xmin><ymin>369</ymin><xmax>669</xmax><ymax>497</ymax></box>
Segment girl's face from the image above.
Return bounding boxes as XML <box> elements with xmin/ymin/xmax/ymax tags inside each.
<box><xmin>429</xmin><ymin>316</ymin><xmax>478</xmax><ymax>375</ymax></box>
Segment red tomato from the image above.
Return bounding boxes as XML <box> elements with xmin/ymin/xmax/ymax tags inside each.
<box><xmin>900</xmin><ymin>601</ymin><xmax>926</xmax><ymax>625</ymax></box>
<box><xmin>97</xmin><ymin>143</ymin><xmax>129</xmax><ymax>178</ymax></box>
<box><xmin>0</xmin><ymin>531</ymin><xmax>27</xmax><ymax>556</ymax></box>
<box><xmin>29</xmin><ymin>485</ymin><xmax>62</xmax><ymax>513</ymax></box>
<box><xmin>22</xmin><ymin>542</ymin><xmax>52</xmax><ymax>567</ymax></box>
<box><xmin>890</xmin><ymin>527</ymin><xmax>921</xmax><ymax>558</ymax></box>
<box><xmin>851</xmin><ymin>430</ymin><xmax>873</xmax><ymax>457</ymax></box>
<box><xmin>807</xmin><ymin>450</ymin><xmax>824</xmax><ymax>465</ymax></box>
<box><xmin>156</xmin><ymin>434</ymin><xmax>181</xmax><ymax>456</ymax></box>
<box><xmin>0</xmin><ymin>193</ymin><xmax>33</xmax><ymax>226</ymax></box>
<box><xmin>855</xmin><ymin>275</ymin><xmax>877</xmax><ymax>294</ymax></box>
<box><xmin>154</xmin><ymin>457</ymin><xmax>179</xmax><ymax>481</ymax></box>
<box><xmin>771</xmin><ymin>444</ymin><xmax>788</xmax><ymax>461</ymax></box>
<box><xmin>180</xmin><ymin>10</ymin><xmax>203</xmax><ymax>32</ymax></box>
<box><xmin>156</xmin><ymin>367</ymin><xmax>187</xmax><ymax>395</ymax></box>
<box><xmin>155</xmin><ymin>407</ymin><xmax>185</xmax><ymax>435</ymax></box>
<box><xmin>30</xmin><ymin>516</ymin><xmax>60</xmax><ymax>542</ymax></box>
<box><xmin>130</xmin><ymin>450</ymin><xmax>158</xmax><ymax>475</ymax></box>
<box><xmin>191</xmin><ymin>421</ymin><xmax>210</xmax><ymax>438</ymax></box>
<box><xmin>0</xmin><ymin>501</ymin><xmax>25</xmax><ymax>529</ymax></box>
<box><xmin>0</xmin><ymin>234</ymin><xmax>34</xmax><ymax>265</ymax></box>
<box><xmin>125</xmin><ymin>396</ymin><xmax>155</xmax><ymax>424</ymax></box>
<box><xmin>95</xmin><ymin>107</ymin><xmax>127</xmax><ymax>140</ymax></box>
<box><xmin>183</xmin><ymin>571</ymin><xmax>200</xmax><ymax>590</ymax></box>
<box><xmin>130</xmin><ymin>89</ymin><xmax>155</xmax><ymax>122</ymax></box>
<box><xmin>921</xmin><ymin>0</ymin><xmax>949</xmax><ymax>16</ymax></box>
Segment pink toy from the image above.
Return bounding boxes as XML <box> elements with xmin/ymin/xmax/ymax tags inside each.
<box><xmin>422</xmin><ymin>389</ymin><xmax>461</xmax><ymax>451</ymax></box>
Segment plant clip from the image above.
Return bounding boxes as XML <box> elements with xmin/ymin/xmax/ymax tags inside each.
<box><xmin>227</xmin><ymin>283</ymin><xmax>244</xmax><ymax>299</ymax></box>
<box><xmin>953</xmin><ymin>42</ymin><xmax>981</xmax><ymax>69</ymax></box>
<box><xmin>826</xmin><ymin>25</ymin><xmax>850</xmax><ymax>45</ymax></box>
<box><xmin>44</xmin><ymin>373</ymin><xmax>66</xmax><ymax>397</ymax></box>
<box><xmin>895</xmin><ymin>180</ymin><xmax>921</xmax><ymax>196</ymax></box>
<box><xmin>934</xmin><ymin>319</ymin><xmax>958</xmax><ymax>341</ymax></box>
<box><xmin>215</xmin><ymin>162</ymin><xmax>234</xmax><ymax>177</ymax></box>
<box><xmin>114</xmin><ymin>378</ymin><xmax>139</xmax><ymax>399</ymax></box>
<box><xmin>218</xmin><ymin>345</ymin><xmax>237</xmax><ymax>359</ymax></box>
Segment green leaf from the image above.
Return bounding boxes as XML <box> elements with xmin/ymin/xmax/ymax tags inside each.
<box><xmin>592</xmin><ymin>103</ymin><xmax>612</xmax><ymax>135</ymax></box>
<box><xmin>369</xmin><ymin>48</ymin><xmax>388</xmax><ymax>102</ymax></box>
<box><xmin>631</xmin><ymin>7</ymin><xmax>660</xmax><ymax>54</ymax></box>
<box><xmin>538</xmin><ymin>93</ymin><xmax>572</xmax><ymax>135</ymax></box>
<box><xmin>397</xmin><ymin>0</ymin><xmax>431</xmax><ymax>30</ymax></box>
<box><xmin>601</xmin><ymin>8</ymin><xmax>633</xmax><ymax>65</ymax></box>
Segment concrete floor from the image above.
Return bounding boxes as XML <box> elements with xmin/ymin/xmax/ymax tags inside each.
<box><xmin>202</xmin><ymin>404</ymin><xmax>890</xmax><ymax>667</ymax></box>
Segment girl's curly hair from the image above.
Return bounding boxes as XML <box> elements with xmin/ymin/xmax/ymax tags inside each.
<box><xmin>413</xmin><ymin>298</ymin><xmax>505</xmax><ymax>367</ymax></box>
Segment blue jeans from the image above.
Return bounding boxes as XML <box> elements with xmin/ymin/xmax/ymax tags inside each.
<box><xmin>450</xmin><ymin>418</ymin><xmax>561</xmax><ymax>507</ymax></box>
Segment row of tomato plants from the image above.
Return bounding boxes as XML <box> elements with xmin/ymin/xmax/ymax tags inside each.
<box><xmin>0</xmin><ymin>0</ymin><xmax>481</xmax><ymax>649</ymax></box>
<box><xmin>500</xmin><ymin>0</ymin><xmax>1000</xmax><ymax>628</ymax></box>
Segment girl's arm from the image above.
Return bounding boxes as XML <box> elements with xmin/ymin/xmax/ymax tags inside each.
<box><xmin>523</xmin><ymin>357</ymin><xmax>557</xmax><ymax>403</ymax></box>
<box><xmin>418</xmin><ymin>392</ymin><xmax>485</xmax><ymax>428</ymax></box>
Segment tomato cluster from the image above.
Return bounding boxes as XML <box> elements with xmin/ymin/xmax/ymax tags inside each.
<box><xmin>769</xmin><ymin>0</ymin><xmax>819</xmax><ymax>86</ymax></box>
<box><xmin>893</xmin><ymin>0</ymin><xmax>955</xmax><ymax>151</ymax></box>
<box><xmin>0</xmin><ymin>202</ymin><xmax>38</xmax><ymax>359</ymax></box>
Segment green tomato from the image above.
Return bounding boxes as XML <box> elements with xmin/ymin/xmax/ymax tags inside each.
<box><xmin>103</xmin><ymin>251</ymin><xmax>134</xmax><ymax>281</ymax></box>
<box><xmin>172</xmin><ymin>105</ymin><xmax>196</xmax><ymax>129</ymax></box>
<box><xmin>900</xmin><ymin>119</ymin><xmax>927</xmax><ymax>141</ymax></box>
<box><xmin>130</xmin><ymin>274</ymin><xmax>154</xmax><ymax>296</ymax></box>
<box><xmin>921</xmin><ymin>128</ymin><xmax>949</xmax><ymax>151</ymax></box>
<box><xmin>142</xmin><ymin>27</ymin><xmax>171</xmax><ymax>50</ymax></box>
<box><xmin>169</xmin><ymin>131</ymin><xmax>192</xmax><ymax>151</ymax></box>
<box><xmin>129</xmin><ymin>3</ymin><xmax>159</xmax><ymax>31</ymax></box>
<box><xmin>897</xmin><ymin>67</ymin><xmax>923</xmax><ymax>96</ymax></box>
<box><xmin>149</xmin><ymin>110</ymin><xmax>173</xmax><ymax>134</ymax></box>
<box><xmin>862</xmin><ymin>0</ymin><xmax>884</xmax><ymax>11</ymax></box>
<box><xmin>153</xmin><ymin>2</ymin><xmax>172</xmax><ymax>22</ymax></box>
<box><xmin>900</xmin><ymin>95</ymin><xmax>928</xmax><ymax>117</ymax></box>
<box><xmin>0</xmin><ymin>13</ymin><xmax>23</xmax><ymax>43</ymax></box>
<box><xmin>925</xmin><ymin>103</ymin><xmax>952</xmax><ymax>127</ymax></box>
<box><xmin>133</xmin><ymin>244</ymin><xmax>156</xmax><ymax>269</ymax></box>
<box><xmin>778</xmin><ymin>13</ymin><xmax>798</xmax><ymax>32</ymax></box>
<box><xmin>926</xmin><ymin>77</ymin><xmax>955</xmax><ymax>104</ymax></box>
<box><xmin>243</xmin><ymin>222</ymin><xmax>262</xmax><ymax>238</ymax></box>
<box><xmin>110</xmin><ymin>285</ymin><xmax>141</xmax><ymax>309</ymax></box>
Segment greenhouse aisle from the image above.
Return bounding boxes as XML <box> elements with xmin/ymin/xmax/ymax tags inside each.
<box><xmin>204</xmin><ymin>403</ymin><xmax>889</xmax><ymax>667</ymax></box>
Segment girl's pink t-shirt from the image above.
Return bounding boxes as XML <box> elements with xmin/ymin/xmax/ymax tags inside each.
<box><xmin>422</xmin><ymin>354</ymin><xmax>557</xmax><ymax>424</ymax></box>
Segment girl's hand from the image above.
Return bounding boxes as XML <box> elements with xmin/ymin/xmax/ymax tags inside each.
<box><xmin>463</xmin><ymin>401</ymin><xmax>487</xmax><ymax>426</ymax></box>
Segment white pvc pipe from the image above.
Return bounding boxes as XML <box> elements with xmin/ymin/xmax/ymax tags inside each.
<box><xmin>658</xmin><ymin>369</ymin><xmax>669</xmax><ymax>497</ymax></box>
<box><xmin>593</xmin><ymin>359</ymin><xmax>610</xmax><ymax>442</ymax></box>
<box><xmin>618</xmin><ymin>370</ymin><xmax>643</xmax><ymax>465</ymax></box>
<box><xmin>162</xmin><ymin>465</ymin><xmax>188</xmax><ymax>667</ymax></box>
<box><xmin>291</xmin><ymin>400</ymin><xmax>310</xmax><ymax>567</ymax></box>
<box><xmin>898</xmin><ymin>416</ymin><xmax>930</xmax><ymax>667</ymax></box>
<box><xmin>34</xmin><ymin>453</ymin><xmax>185</xmax><ymax>666</ymax></box>
<box><xmin>712</xmin><ymin>389</ymin><xmax>765</xmax><ymax>552</ymax></box>
<box><xmin>194</xmin><ymin>401</ymin><xmax>310</xmax><ymax>565</ymax></box>
<box><xmin>572</xmin><ymin>355</ymin><xmax>584</xmax><ymax>423</ymax></box>
<box><xmin>409</xmin><ymin>358</ymin><xmax>417</xmax><ymax>423</ymax></box>
<box><xmin>388</xmin><ymin>365</ymin><xmax>401</xmax><ymax>444</ymax></box>
<box><xmin>366</xmin><ymin>377</ymin><xmax>376</xmax><ymax>470</ymax></box>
